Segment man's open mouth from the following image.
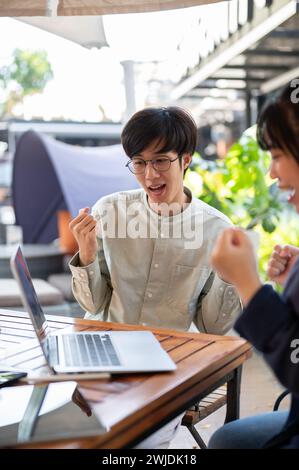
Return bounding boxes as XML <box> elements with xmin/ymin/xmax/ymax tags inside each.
<box><xmin>148</xmin><ymin>184</ymin><xmax>166</xmax><ymax>193</ymax></box>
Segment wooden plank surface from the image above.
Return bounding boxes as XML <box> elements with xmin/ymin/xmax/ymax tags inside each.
<box><xmin>0</xmin><ymin>309</ymin><xmax>252</xmax><ymax>449</ymax></box>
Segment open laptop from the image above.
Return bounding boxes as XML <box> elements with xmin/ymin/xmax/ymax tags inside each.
<box><xmin>10</xmin><ymin>245</ymin><xmax>176</xmax><ymax>374</ymax></box>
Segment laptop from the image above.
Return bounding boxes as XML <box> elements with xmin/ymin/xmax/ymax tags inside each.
<box><xmin>10</xmin><ymin>245</ymin><xmax>176</xmax><ymax>374</ymax></box>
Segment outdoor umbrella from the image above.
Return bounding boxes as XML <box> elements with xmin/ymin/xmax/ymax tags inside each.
<box><xmin>17</xmin><ymin>15</ymin><xmax>108</xmax><ymax>49</ymax></box>
<box><xmin>0</xmin><ymin>1</ymin><xmax>223</xmax><ymax>16</ymax></box>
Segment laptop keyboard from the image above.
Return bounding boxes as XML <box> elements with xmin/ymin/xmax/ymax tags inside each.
<box><xmin>62</xmin><ymin>333</ymin><xmax>121</xmax><ymax>367</ymax></box>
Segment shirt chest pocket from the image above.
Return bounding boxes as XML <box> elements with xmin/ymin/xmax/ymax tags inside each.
<box><xmin>166</xmin><ymin>264</ymin><xmax>210</xmax><ymax>313</ymax></box>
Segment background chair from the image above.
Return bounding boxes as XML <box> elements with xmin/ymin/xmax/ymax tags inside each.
<box><xmin>0</xmin><ymin>278</ymin><xmax>70</xmax><ymax>316</ymax></box>
<box><xmin>181</xmin><ymin>385</ymin><xmax>227</xmax><ymax>448</ymax></box>
<box><xmin>181</xmin><ymin>366</ymin><xmax>242</xmax><ymax>449</ymax></box>
<box><xmin>273</xmin><ymin>390</ymin><xmax>290</xmax><ymax>411</ymax></box>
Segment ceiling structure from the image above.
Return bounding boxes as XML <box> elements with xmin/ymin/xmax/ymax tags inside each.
<box><xmin>179</xmin><ymin>12</ymin><xmax>299</xmax><ymax>99</ymax></box>
<box><xmin>171</xmin><ymin>1</ymin><xmax>298</xmax><ymax>98</ymax></box>
<box><xmin>168</xmin><ymin>0</ymin><xmax>298</xmax><ymax>130</ymax></box>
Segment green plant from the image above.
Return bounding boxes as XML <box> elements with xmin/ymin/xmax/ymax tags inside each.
<box><xmin>0</xmin><ymin>48</ymin><xmax>53</xmax><ymax>119</ymax></box>
<box><xmin>186</xmin><ymin>126</ymin><xmax>282</xmax><ymax>233</ymax></box>
<box><xmin>185</xmin><ymin>126</ymin><xmax>299</xmax><ymax>282</ymax></box>
<box><xmin>257</xmin><ymin>214</ymin><xmax>299</xmax><ymax>283</ymax></box>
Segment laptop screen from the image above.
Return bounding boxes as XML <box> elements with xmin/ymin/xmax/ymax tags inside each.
<box><xmin>10</xmin><ymin>245</ymin><xmax>51</xmax><ymax>358</ymax></box>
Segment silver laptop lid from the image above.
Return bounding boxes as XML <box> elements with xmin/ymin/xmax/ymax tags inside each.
<box><xmin>10</xmin><ymin>245</ymin><xmax>51</xmax><ymax>362</ymax></box>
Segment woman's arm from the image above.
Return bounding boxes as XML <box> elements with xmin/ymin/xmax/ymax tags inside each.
<box><xmin>235</xmin><ymin>284</ymin><xmax>299</xmax><ymax>394</ymax></box>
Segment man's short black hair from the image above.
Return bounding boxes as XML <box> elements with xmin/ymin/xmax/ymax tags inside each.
<box><xmin>121</xmin><ymin>106</ymin><xmax>198</xmax><ymax>159</ymax></box>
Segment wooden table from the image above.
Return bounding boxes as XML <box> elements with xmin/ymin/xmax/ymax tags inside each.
<box><xmin>0</xmin><ymin>309</ymin><xmax>252</xmax><ymax>449</ymax></box>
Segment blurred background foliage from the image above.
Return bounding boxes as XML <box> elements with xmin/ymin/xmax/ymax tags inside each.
<box><xmin>186</xmin><ymin>126</ymin><xmax>299</xmax><ymax>282</ymax></box>
<box><xmin>0</xmin><ymin>48</ymin><xmax>53</xmax><ymax>119</ymax></box>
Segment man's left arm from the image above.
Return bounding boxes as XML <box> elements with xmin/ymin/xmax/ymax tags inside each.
<box><xmin>195</xmin><ymin>272</ymin><xmax>242</xmax><ymax>334</ymax></box>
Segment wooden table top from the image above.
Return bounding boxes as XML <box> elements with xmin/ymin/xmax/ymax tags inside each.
<box><xmin>0</xmin><ymin>309</ymin><xmax>252</xmax><ymax>449</ymax></box>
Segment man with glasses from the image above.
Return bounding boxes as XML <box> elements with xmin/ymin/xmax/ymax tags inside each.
<box><xmin>69</xmin><ymin>106</ymin><xmax>241</xmax><ymax>448</ymax></box>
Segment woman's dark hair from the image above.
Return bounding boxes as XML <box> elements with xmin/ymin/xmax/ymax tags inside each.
<box><xmin>121</xmin><ymin>107</ymin><xmax>198</xmax><ymax>166</ymax></box>
<box><xmin>257</xmin><ymin>82</ymin><xmax>299</xmax><ymax>164</ymax></box>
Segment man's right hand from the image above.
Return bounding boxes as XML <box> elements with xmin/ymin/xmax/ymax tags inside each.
<box><xmin>267</xmin><ymin>244</ymin><xmax>299</xmax><ymax>286</ymax></box>
<box><xmin>69</xmin><ymin>207</ymin><xmax>98</xmax><ymax>266</ymax></box>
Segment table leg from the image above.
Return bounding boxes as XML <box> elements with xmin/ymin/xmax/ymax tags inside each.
<box><xmin>224</xmin><ymin>365</ymin><xmax>242</xmax><ymax>423</ymax></box>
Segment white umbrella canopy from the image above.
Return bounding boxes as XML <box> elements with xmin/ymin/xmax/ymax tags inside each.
<box><xmin>18</xmin><ymin>16</ymin><xmax>108</xmax><ymax>48</ymax></box>
<box><xmin>0</xmin><ymin>0</ymin><xmax>223</xmax><ymax>16</ymax></box>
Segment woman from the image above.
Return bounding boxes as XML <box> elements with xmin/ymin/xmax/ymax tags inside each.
<box><xmin>209</xmin><ymin>82</ymin><xmax>299</xmax><ymax>449</ymax></box>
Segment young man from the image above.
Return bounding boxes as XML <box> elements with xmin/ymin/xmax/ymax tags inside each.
<box><xmin>69</xmin><ymin>106</ymin><xmax>240</xmax><ymax>333</ymax></box>
<box><xmin>69</xmin><ymin>106</ymin><xmax>241</xmax><ymax>448</ymax></box>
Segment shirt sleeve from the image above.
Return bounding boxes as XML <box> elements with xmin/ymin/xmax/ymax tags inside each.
<box><xmin>195</xmin><ymin>272</ymin><xmax>242</xmax><ymax>334</ymax></box>
<box><xmin>235</xmin><ymin>284</ymin><xmax>299</xmax><ymax>394</ymax></box>
<box><xmin>68</xmin><ymin>206</ymin><xmax>112</xmax><ymax>319</ymax></box>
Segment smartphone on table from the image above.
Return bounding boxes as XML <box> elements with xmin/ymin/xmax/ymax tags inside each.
<box><xmin>0</xmin><ymin>371</ymin><xmax>27</xmax><ymax>388</ymax></box>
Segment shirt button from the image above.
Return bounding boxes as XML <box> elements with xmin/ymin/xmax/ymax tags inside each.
<box><xmin>85</xmin><ymin>292</ymin><xmax>90</xmax><ymax>297</ymax></box>
<box><xmin>154</xmin><ymin>264</ymin><xmax>159</xmax><ymax>268</ymax></box>
<box><xmin>80</xmin><ymin>273</ymin><xmax>84</xmax><ymax>278</ymax></box>
<box><xmin>222</xmin><ymin>313</ymin><xmax>227</xmax><ymax>317</ymax></box>
<box><xmin>147</xmin><ymin>293</ymin><xmax>153</xmax><ymax>298</ymax></box>
<box><xmin>90</xmin><ymin>270</ymin><xmax>94</xmax><ymax>275</ymax></box>
<box><xmin>220</xmin><ymin>287</ymin><xmax>224</xmax><ymax>292</ymax></box>
<box><xmin>228</xmin><ymin>290</ymin><xmax>233</xmax><ymax>296</ymax></box>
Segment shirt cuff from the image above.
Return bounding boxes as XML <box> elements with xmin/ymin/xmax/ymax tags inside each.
<box><xmin>69</xmin><ymin>252</ymin><xmax>100</xmax><ymax>283</ymax></box>
<box><xmin>213</xmin><ymin>274</ymin><xmax>240</xmax><ymax>309</ymax></box>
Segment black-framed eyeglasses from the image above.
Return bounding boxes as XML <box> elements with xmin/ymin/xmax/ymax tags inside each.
<box><xmin>126</xmin><ymin>156</ymin><xmax>181</xmax><ymax>174</ymax></box>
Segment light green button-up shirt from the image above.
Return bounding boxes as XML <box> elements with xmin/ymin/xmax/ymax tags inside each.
<box><xmin>69</xmin><ymin>188</ymin><xmax>241</xmax><ymax>334</ymax></box>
